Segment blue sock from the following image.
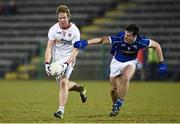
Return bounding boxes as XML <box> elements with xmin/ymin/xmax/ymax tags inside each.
<box><xmin>114</xmin><ymin>98</ymin><xmax>124</xmax><ymax>108</ymax></box>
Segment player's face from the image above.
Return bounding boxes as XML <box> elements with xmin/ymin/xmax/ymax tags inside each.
<box><xmin>58</xmin><ymin>12</ymin><xmax>70</xmax><ymax>29</ymax></box>
<box><xmin>124</xmin><ymin>31</ymin><xmax>136</xmax><ymax>43</ymax></box>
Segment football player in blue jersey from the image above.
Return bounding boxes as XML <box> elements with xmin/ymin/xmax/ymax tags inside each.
<box><xmin>73</xmin><ymin>24</ymin><xmax>167</xmax><ymax>117</ymax></box>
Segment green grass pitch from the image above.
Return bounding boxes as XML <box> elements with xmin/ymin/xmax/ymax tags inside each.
<box><xmin>0</xmin><ymin>80</ymin><xmax>180</xmax><ymax>123</ymax></box>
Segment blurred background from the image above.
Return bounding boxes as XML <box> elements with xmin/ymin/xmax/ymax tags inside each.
<box><xmin>0</xmin><ymin>0</ymin><xmax>179</xmax><ymax>81</ymax></box>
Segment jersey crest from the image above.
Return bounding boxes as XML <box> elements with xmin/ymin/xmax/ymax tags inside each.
<box><xmin>55</xmin><ymin>30</ymin><xmax>74</xmax><ymax>45</ymax></box>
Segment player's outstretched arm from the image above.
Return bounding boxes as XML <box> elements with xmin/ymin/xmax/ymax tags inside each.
<box><xmin>149</xmin><ymin>39</ymin><xmax>167</xmax><ymax>75</ymax></box>
<box><xmin>74</xmin><ymin>36</ymin><xmax>110</xmax><ymax>49</ymax></box>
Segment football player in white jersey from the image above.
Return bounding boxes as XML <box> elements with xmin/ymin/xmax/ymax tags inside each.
<box><xmin>44</xmin><ymin>5</ymin><xmax>87</xmax><ymax>119</ymax></box>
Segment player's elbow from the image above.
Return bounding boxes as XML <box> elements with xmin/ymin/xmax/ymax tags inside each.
<box><xmin>154</xmin><ymin>42</ymin><xmax>162</xmax><ymax>50</ymax></box>
<box><xmin>101</xmin><ymin>36</ymin><xmax>110</xmax><ymax>44</ymax></box>
<box><xmin>150</xmin><ymin>40</ymin><xmax>161</xmax><ymax>49</ymax></box>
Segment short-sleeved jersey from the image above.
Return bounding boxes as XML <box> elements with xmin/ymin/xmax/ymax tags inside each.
<box><xmin>109</xmin><ymin>31</ymin><xmax>151</xmax><ymax>62</ymax></box>
<box><xmin>48</xmin><ymin>22</ymin><xmax>80</xmax><ymax>61</ymax></box>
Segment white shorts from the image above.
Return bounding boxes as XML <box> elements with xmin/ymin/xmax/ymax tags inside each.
<box><xmin>53</xmin><ymin>57</ymin><xmax>75</xmax><ymax>82</ymax></box>
<box><xmin>110</xmin><ymin>57</ymin><xmax>138</xmax><ymax>77</ymax></box>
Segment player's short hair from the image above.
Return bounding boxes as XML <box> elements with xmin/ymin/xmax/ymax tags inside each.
<box><xmin>125</xmin><ymin>24</ymin><xmax>139</xmax><ymax>36</ymax></box>
<box><xmin>56</xmin><ymin>5</ymin><xmax>71</xmax><ymax>18</ymax></box>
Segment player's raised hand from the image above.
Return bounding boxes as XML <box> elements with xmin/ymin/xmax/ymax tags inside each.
<box><xmin>74</xmin><ymin>40</ymin><xmax>88</xmax><ymax>49</ymax></box>
<box><xmin>45</xmin><ymin>62</ymin><xmax>51</xmax><ymax>76</ymax></box>
<box><xmin>158</xmin><ymin>62</ymin><xmax>167</xmax><ymax>76</ymax></box>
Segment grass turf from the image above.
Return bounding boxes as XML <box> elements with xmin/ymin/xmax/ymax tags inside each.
<box><xmin>0</xmin><ymin>80</ymin><xmax>180</xmax><ymax>123</ymax></box>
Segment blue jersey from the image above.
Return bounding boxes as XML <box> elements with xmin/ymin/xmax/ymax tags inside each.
<box><xmin>110</xmin><ymin>31</ymin><xmax>150</xmax><ymax>62</ymax></box>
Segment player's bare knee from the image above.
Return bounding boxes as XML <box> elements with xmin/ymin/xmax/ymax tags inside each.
<box><xmin>121</xmin><ymin>75</ymin><xmax>130</xmax><ymax>84</ymax></box>
<box><xmin>60</xmin><ymin>79</ymin><xmax>68</xmax><ymax>88</ymax></box>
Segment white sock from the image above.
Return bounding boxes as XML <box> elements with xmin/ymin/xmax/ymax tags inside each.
<box><xmin>58</xmin><ymin>106</ymin><xmax>64</xmax><ymax>114</ymax></box>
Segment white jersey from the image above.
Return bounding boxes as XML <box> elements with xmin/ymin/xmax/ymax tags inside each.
<box><xmin>48</xmin><ymin>22</ymin><xmax>80</xmax><ymax>62</ymax></box>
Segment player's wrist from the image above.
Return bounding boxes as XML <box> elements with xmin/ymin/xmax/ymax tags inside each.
<box><xmin>64</xmin><ymin>62</ymin><xmax>69</xmax><ymax>66</ymax></box>
<box><xmin>159</xmin><ymin>61</ymin><xmax>165</xmax><ymax>64</ymax></box>
<box><xmin>45</xmin><ymin>62</ymin><xmax>50</xmax><ymax>65</ymax></box>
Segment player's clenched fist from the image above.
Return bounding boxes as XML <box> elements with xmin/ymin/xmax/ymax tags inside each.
<box><xmin>158</xmin><ymin>62</ymin><xmax>168</xmax><ymax>76</ymax></box>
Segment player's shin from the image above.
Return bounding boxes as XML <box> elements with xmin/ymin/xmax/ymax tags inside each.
<box><xmin>59</xmin><ymin>79</ymin><xmax>69</xmax><ymax>108</ymax></box>
<box><xmin>111</xmin><ymin>89</ymin><xmax>118</xmax><ymax>104</ymax></box>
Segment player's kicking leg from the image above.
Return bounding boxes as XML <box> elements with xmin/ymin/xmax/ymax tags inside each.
<box><xmin>69</xmin><ymin>81</ymin><xmax>87</xmax><ymax>103</ymax></box>
<box><xmin>80</xmin><ymin>85</ymin><xmax>87</xmax><ymax>103</ymax></box>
